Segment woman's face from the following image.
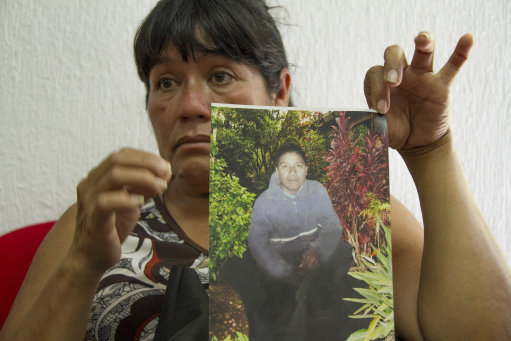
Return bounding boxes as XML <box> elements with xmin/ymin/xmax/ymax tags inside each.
<box><xmin>147</xmin><ymin>45</ymin><xmax>290</xmax><ymax>191</ymax></box>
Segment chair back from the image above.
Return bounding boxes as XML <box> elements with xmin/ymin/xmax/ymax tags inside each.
<box><xmin>0</xmin><ymin>222</ymin><xmax>54</xmax><ymax>329</ymax></box>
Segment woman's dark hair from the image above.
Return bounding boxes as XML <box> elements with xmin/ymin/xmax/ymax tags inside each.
<box><xmin>134</xmin><ymin>0</ymin><xmax>289</xmax><ymax>103</ymax></box>
<box><xmin>275</xmin><ymin>143</ymin><xmax>307</xmax><ymax>167</ymax></box>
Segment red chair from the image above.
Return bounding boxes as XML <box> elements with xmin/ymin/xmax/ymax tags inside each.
<box><xmin>0</xmin><ymin>221</ymin><xmax>54</xmax><ymax>329</ymax></box>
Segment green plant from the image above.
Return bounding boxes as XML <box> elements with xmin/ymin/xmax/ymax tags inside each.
<box><xmin>359</xmin><ymin>195</ymin><xmax>391</xmax><ymax>253</ymax></box>
<box><xmin>324</xmin><ymin>112</ymin><xmax>389</xmax><ymax>263</ymax></box>
<box><xmin>300</xmin><ymin>128</ymin><xmax>329</xmax><ymax>184</ymax></box>
<box><xmin>209</xmin><ymin>140</ymin><xmax>256</xmax><ymax>281</ymax></box>
<box><xmin>211</xmin><ymin>332</ymin><xmax>249</xmax><ymax>341</ymax></box>
<box><xmin>212</xmin><ymin>106</ymin><xmax>330</xmax><ymax>196</ymax></box>
<box><xmin>344</xmin><ymin>222</ymin><xmax>394</xmax><ymax>341</ymax></box>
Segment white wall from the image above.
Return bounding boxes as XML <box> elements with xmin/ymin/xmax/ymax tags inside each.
<box><xmin>1</xmin><ymin>0</ymin><xmax>509</xmax><ymax>262</ymax></box>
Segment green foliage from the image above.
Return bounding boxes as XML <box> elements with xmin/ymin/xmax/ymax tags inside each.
<box><xmin>352</xmin><ymin>123</ymin><xmax>369</xmax><ymax>149</ymax></box>
<box><xmin>211</xmin><ymin>332</ymin><xmax>249</xmax><ymax>341</ymax></box>
<box><xmin>359</xmin><ymin>194</ymin><xmax>391</xmax><ymax>252</ymax></box>
<box><xmin>212</xmin><ymin>106</ymin><xmax>330</xmax><ymax>196</ymax></box>
<box><xmin>213</xmin><ymin>107</ymin><xmax>285</xmax><ymax>195</ymax></box>
<box><xmin>300</xmin><ymin>127</ymin><xmax>329</xmax><ymax>184</ymax></box>
<box><xmin>209</xmin><ymin>139</ymin><xmax>256</xmax><ymax>281</ymax></box>
<box><xmin>344</xmin><ymin>222</ymin><xmax>394</xmax><ymax>341</ymax></box>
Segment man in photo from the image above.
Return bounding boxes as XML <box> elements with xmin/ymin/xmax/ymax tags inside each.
<box><xmin>247</xmin><ymin>143</ymin><xmax>359</xmax><ymax>340</ymax></box>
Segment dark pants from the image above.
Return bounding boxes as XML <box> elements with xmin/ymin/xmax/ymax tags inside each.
<box><xmin>221</xmin><ymin>241</ymin><xmax>367</xmax><ymax>340</ymax></box>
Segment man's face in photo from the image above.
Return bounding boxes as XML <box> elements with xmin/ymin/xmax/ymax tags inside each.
<box><xmin>276</xmin><ymin>152</ymin><xmax>308</xmax><ymax>196</ymax></box>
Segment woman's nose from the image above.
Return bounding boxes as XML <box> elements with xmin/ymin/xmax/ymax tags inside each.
<box><xmin>178</xmin><ymin>81</ymin><xmax>211</xmax><ymax>122</ymax></box>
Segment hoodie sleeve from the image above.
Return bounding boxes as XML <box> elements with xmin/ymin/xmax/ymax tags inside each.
<box><xmin>309</xmin><ymin>182</ymin><xmax>343</xmax><ymax>262</ymax></box>
<box><xmin>248</xmin><ymin>197</ymin><xmax>295</xmax><ymax>281</ymax></box>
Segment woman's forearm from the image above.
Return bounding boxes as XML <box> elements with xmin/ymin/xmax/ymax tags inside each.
<box><xmin>0</xmin><ymin>254</ymin><xmax>101</xmax><ymax>341</ymax></box>
<box><xmin>401</xmin><ymin>131</ymin><xmax>511</xmax><ymax>339</ymax></box>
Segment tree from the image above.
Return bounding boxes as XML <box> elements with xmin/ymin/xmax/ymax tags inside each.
<box><xmin>209</xmin><ymin>140</ymin><xmax>256</xmax><ymax>281</ymax></box>
<box><xmin>212</xmin><ymin>107</ymin><xmax>330</xmax><ymax>196</ymax></box>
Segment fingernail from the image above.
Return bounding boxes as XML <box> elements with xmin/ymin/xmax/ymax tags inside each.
<box><xmin>157</xmin><ymin>178</ymin><xmax>168</xmax><ymax>191</ymax></box>
<box><xmin>418</xmin><ymin>31</ymin><xmax>431</xmax><ymax>40</ymax></box>
<box><xmin>131</xmin><ymin>194</ymin><xmax>145</xmax><ymax>206</ymax></box>
<box><xmin>385</xmin><ymin>69</ymin><xmax>398</xmax><ymax>83</ymax></box>
<box><xmin>165</xmin><ymin>163</ymin><xmax>172</xmax><ymax>180</ymax></box>
<box><xmin>160</xmin><ymin>160</ymin><xmax>171</xmax><ymax>174</ymax></box>
<box><xmin>377</xmin><ymin>99</ymin><xmax>387</xmax><ymax>113</ymax></box>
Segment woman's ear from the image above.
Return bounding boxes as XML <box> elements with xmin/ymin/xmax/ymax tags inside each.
<box><xmin>273</xmin><ymin>68</ymin><xmax>291</xmax><ymax>107</ymax></box>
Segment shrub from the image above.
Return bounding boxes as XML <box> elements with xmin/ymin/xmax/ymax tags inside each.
<box><xmin>344</xmin><ymin>222</ymin><xmax>394</xmax><ymax>341</ymax></box>
<box><xmin>211</xmin><ymin>332</ymin><xmax>249</xmax><ymax>341</ymax></box>
<box><xmin>324</xmin><ymin>112</ymin><xmax>389</xmax><ymax>264</ymax></box>
<box><xmin>209</xmin><ymin>142</ymin><xmax>256</xmax><ymax>281</ymax></box>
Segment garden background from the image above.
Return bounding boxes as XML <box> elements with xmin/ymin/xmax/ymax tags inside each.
<box><xmin>210</xmin><ymin>105</ymin><xmax>393</xmax><ymax>341</ymax></box>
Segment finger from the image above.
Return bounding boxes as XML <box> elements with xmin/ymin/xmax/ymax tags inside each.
<box><xmin>115</xmin><ymin>207</ymin><xmax>143</xmax><ymax>242</ymax></box>
<box><xmin>97</xmin><ymin>191</ymin><xmax>145</xmax><ymax>211</ymax></box>
<box><xmin>92</xmin><ymin>191</ymin><xmax>144</xmax><ymax>224</ymax></box>
<box><xmin>438</xmin><ymin>32</ymin><xmax>474</xmax><ymax>86</ymax></box>
<box><xmin>364</xmin><ymin>65</ymin><xmax>391</xmax><ymax>114</ymax></box>
<box><xmin>313</xmin><ymin>256</ymin><xmax>320</xmax><ymax>266</ymax></box>
<box><xmin>82</xmin><ymin>149</ymin><xmax>171</xmax><ymax>196</ymax></box>
<box><xmin>79</xmin><ymin>165</ymin><xmax>167</xmax><ymax>205</ymax></box>
<box><xmin>111</xmin><ymin>148</ymin><xmax>172</xmax><ymax>180</ymax></box>
<box><xmin>306</xmin><ymin>254</ymin><xmax>318</xmax><ymax>269</ymax></box>
<box><xmin>101</xmin><ymin>148</ymin><xmax>172</xmax><ymax>181</ymax></box>
<box><xmin>300</xmin><ymin>256</ymin><xmax>310</xmax><ymax>269</ymax></box>
<box><xmin>311</xmin><ymin>261</ymin><xmax>319</xmax><ymax>270</ymax></box>
<box><xmin>100</xmin><ymin>165</ymin><xmax>168</xmax><ymax>196</ymax></box>
<box><xmin>410</xmin><ymin>31</ymin><xmax>435</xmax><ymax>72</ymax></box>
<box><xmin>305</xmin><ymin>259</ymin><xmax>318</xmax><ymax>271</ymax></box>
<box><xmin>383</xmin><ymin>45</ymin><xmax>408</xmax><ymax>86</ymax></box>
<box><xmin>305</xmin><ymin>256</ymin><xmax>314</xmax><ymax>269</ymax></box>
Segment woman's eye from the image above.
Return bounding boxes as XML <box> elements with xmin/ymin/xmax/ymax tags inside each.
<box><xmin>157</xmin><ymin>78</ymin><xmax>175</xmax><ymax>90</ymax></box>
<box><xmin>210</xmin><ymin>72</ymin><xmax>234</xmax><ymax>85</ymax></box>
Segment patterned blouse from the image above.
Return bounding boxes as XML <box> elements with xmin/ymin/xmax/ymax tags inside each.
<box><xmin>84</xmin><ymin>198</ymin><xmax>209</xmax><ymax>341</ymax></box>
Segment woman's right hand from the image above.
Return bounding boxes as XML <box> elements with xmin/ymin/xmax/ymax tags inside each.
<box><xmin>69</xmin><ymin>148</ymin><xmax>171</xmax><ymax>274</ymax></box>
<box><xmin>364</xmin><ymin>32</ymin><xmax>473</xmax><ymax>150</ymax></box>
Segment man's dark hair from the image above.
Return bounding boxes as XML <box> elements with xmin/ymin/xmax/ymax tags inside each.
<box><xmin>275</xmin><ymin>143</ymin><xmax>307</xmax><ymax>167</ymax></box>
<box><xmin>134</xmin><ymin>0</ymin><xmax>289</xmax><ymax>104</ymax></box>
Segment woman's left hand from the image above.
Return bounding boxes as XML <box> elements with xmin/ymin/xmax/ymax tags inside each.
<box><xmin>364</xmin><ymin>32</ymin><xmax>474</xmax><ymax>150</ymax></box>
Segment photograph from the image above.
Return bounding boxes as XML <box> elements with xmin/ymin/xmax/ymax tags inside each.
<box><xmin>209</xmin><ymin>104</ymin><xmax>392</xmax><ymax>341</ymax></box>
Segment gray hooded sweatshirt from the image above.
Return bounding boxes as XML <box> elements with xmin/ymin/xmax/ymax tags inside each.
<box><xmin>248</xmin><ymin>173</ymin><xmax>343</xmax><ymax>281</ymax></box>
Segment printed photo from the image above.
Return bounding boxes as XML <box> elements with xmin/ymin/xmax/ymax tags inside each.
<box><xmin>209</xmin><ymin>104</ymin><xmax>392</xmax><ymax>341</ymax></box>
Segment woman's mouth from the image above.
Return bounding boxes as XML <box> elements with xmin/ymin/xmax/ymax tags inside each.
<box><xmin>175</xmin><ymin>135</ymin><xmax>210</xmax><ymax>151</ymax></box>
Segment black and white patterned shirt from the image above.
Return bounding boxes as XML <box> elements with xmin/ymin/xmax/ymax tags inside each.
<box><xmin>85</xmin><ymin>198</ymin><xmax>208</xmax><ymax>341</ymax></box>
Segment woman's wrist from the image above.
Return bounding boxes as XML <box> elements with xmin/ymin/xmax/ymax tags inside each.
<box><xmin>397</xmin><ymin>128</ymin><xmax>473</xmax><ymax>214</ymax></box>
<box><xmin>397</xmin><ymin>129</ymin><xmax>459</xmax><ymax>190</ymax></box>
<box><xmin>63</xmin><ymin>248</ymin><xmax>108</xmax><ymax>286</ymax></box>
<box><xmin>397</xmin><ymin>129</ymin><xmax>453</xmax><ymax>160</ymax></box>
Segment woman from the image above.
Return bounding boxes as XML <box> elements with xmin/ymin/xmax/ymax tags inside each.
<box><xmin>1</xmin><ymin>0</ymin><xmax>510</xmax><ymax>340</ymax></box>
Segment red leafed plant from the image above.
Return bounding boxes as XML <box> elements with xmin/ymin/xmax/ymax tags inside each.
<box><xmin>325</xmin><ymin>112</ymin><xmax>390</xmax><ymax>263</ymax></box>
<box><xmin>356</xmin><ymin>130</ymin><xmax>389</xmax><ymax>201</ymax></box>
<box><xmin>325</xmin><ymin>113</ymin><xmax>363</xmax><ymax>231</ymax></box>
